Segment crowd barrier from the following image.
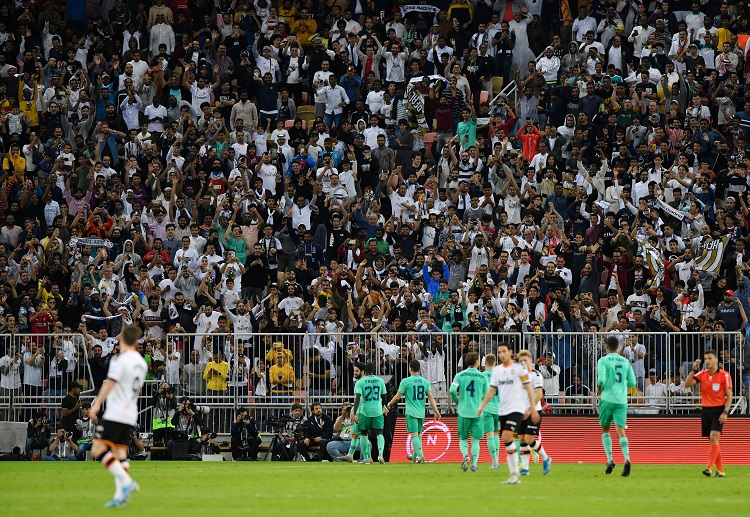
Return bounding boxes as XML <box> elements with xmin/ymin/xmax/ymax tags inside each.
<box><xmin>2</xmin><ymin>331</ymin><xmax>747</xmax><ymax>434</ymax></box>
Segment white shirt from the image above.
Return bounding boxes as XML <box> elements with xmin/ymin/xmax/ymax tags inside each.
<box><xmin>490</xmin><ymin>361</ymin><xmax>530</xmax><ymax>416</ymax></box>
<box><xmin>102</xmin><ymin>350</ymin><xmax>148</xmax><ymax>426</ymax></box>
<box><xmin>144</xmin><ymin>104</ymin><xmax>168</xmax><ymax>133</ymax></box>
<box><xmin>173</xmin><ymin>247</ymin><xmax>199</xmax><ymax>270</ymax></box>
<box><xmin>0</xmin><ymin>354</ymin><xmax>22</xmax><ymax>389</ymax></box>
<box><xmin>644</xmin><ymin>380</ymin><xmax>668</xmax><ymax>406</ymax></box>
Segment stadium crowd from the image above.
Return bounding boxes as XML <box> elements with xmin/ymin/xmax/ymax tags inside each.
<box><xmin>1</xmin><ymin>0</ymin><xmax>750</xmax><ymax>441</ymax></box>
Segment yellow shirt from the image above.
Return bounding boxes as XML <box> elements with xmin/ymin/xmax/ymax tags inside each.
<box><xmin>716</xmin><ymin>28</ymin><xmax>734</xmax><ymax>49</ymax></box>
<box><xmin>3</xmin><ymin>154</ymin><xmax>25</xmax><ymax>181</ymax></box>
<box><xmin>265</xmin><ymin>346</ymin><xmax>293</xmax><ymax>365</ymax></box>
<box><xmin>292</xmin><ymin>18</ymin><xmax>317</xmax><ymax>47</ymax></box>
<box><xmin>269</xmin><ymin>363</ymin><xmax>295</xmax><ymax>393</ymax></box>
<box><xmin>203</xmin><ymin>360</ymin><xmax>229</xmax><ymax>391</ymax></box>
<box><xmin>18</xmin><ymin>81</ymin><xmax>40</xmax><ymax>127</ymax></box>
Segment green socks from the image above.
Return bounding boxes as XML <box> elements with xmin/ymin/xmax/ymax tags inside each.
<box><xmin>412</xmin><ymin>435</ymin><xmax>423</xmax><ymax>460</ymax></box>
<box><xmin>602</xmin><ymin>433</ymin><xmax>613</xmax><ymax>463</ymax></box>
<box><xmin>376</xmin><ymin>434</ymin><xmax>385</xmax><ymax>457</ymax></box>
<box><xmin>459</xmin><ymin>438</ymin><xmax>469</xmax><ymax>457</ymax></box>
<box><xmin>619</xmin><ymin>436</ymin><xmax>630</xmax><ymax>462</ymax></box>
<box><xmin>487</xmin><ymin>435</ymin><xmax>499</xmax><ymax>464</ymax></box>
<box><xmin>348</xmin><ymin>438</ymin><xmax>359</xmax><ymax>456</ymax></box>
<box><xmin>470</xmin><ymin>438</ymin><xmax>480</xmax><ymax>468</ymax></box>
<box><xmin>360</xmin><ymin>436</ymin><xmax>370</xmax><ymax>461</ymax></box>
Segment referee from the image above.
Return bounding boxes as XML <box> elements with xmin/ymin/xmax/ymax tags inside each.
<box><xmin>684</xmin><ymin>350</ymin><xmax>733</xmax><ymax>478</ymax></box>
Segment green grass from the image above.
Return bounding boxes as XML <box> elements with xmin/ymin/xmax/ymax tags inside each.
<box><xmin>0</xmin><ymin>462</ymin><xmax>748</xmax><ymax>516</ymax></box>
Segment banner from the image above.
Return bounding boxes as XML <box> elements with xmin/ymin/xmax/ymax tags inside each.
<box><xmin>68</xmin><ymin>237</ymin><xmax>114</xmax><ymax>249</ymax></box>
<box><xmin>405</xmin><ymin>84</ymin><xmax>429</xmax><ymax>137</ymax></box>
<box><xmin>640</xmin><ymin>238</ymin><xmax>665</xmax><ymax>289</ymax></box>
<box><xmin>693</xmin><ymin>235</ymin><xmax>729</xmax><ymax>274</ymax></box>
<box><xmin>654</xmin><ymin>198</ymin><xmax>688</xmax><ymax>225</ymax></box>
<box><xmin>401</xmin><ymin>5</ymin><xmax>441</xmax><ymax>15</ymax></box>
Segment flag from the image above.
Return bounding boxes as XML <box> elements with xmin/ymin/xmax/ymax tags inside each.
<box><xmin>654</xmin><ymin>198</ymin><xmax>688</xmax><ymax>224</ymax></box>
<box><xmin>693</xmin><ymin>235</ymin><xmax>729</xmax><ymax>274</ymax></box>
<box><xmin>405</xmin><ymin>84</ymin><xmax>429</xmax><ymax>137</ymax></box>
<box><xmin>640</xmin><ymin>238</ymin><xmax>665</xmax><ymax>289</ymax></box>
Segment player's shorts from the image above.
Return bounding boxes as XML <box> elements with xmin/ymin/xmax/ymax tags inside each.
<box><xmin>406</xmin><ymin>416</ymin><xmax>424</xmax><ymax>434</ymax></box>
<box><xmin>701</xmin><ymin>406</ymin><xmax>725</xmax><ymax>437</ymax></box>
<box><xmin>482</xmin><ymin>412</ymin><xmax>499</xmax><ymax>433</ymax></box>
<box><xmin>458</xmin><ymin>416</ymin><xmax>483</xmax><ymax>440</ymax></box>
<box><xmin>498</xmin><ymin>412</ymin><xmax>523</xmax><ymax>434</ymax></box>
<box><xmin>359</xmin><ymin>415</ymin><xmax>384</xmax><ymax>432</ymax></box>
<box><xmin>599</xmin><ymin>401</ymin><xmax>628</xmax><ymax>429</ymax></box>
<box><xmin>94</xmin><ymin>420</ymin><xmax>132</xmax><ymax>450</ymax></box>
<box><xmin>518</xmin><ymin>413</ymin><xmax>543</xmax><ymax>436</ymax></box>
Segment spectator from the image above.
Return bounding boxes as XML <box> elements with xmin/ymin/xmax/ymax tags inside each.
<box><xmin>299</xmin><ymin>402</ymin><xmax>334</xmax><ymax>461</ymax></box>
<box><xmin>74</xmin><ymin>402</ymin><xmax>95</xmax><ymax>461</ymax></box>
<box><xmin>645</xmin><ymin>368</ymin><xmax>669</xmax><ymax>406</ymax></box>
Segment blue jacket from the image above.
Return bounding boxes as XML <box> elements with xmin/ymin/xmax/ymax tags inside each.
<box><xmin>423</xmin><ymin>264</ymin><xmax>450</xmax><ymax>296</ymax></box>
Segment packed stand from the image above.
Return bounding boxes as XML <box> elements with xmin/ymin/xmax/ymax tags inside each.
<box><xmin>0</xmin><ymin>0</ymin><xmax>749</xmax><ymax>439</ymax></box>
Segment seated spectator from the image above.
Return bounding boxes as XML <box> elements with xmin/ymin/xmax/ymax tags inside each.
<box><xmin>299</xmin><ymin>402</ymin><xmax>334</xmax><ymax>461</ymax></box>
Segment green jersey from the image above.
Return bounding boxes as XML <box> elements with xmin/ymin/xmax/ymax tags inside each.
<box><xmin>597</xmin><ymin>353</ymin><xmax>636</xmax><ymax>405</ymax></box>
<box><xmin>354</xmin><ymin>375</ymin><xmax>388</xmax><ymax>417</ymax></box>
<box><xmin>450</xmin><ymin>368</ymin><xmax>488</xmax><ymax>418</ymax></box>
<box><xmin>397</xmin><ymin>375</ymin><xmax>432</xmax><ymax>419</ymax></box>
<box><xmin>483</xmin><ymin>369</ymin><xmax>499</xmax><ymax>414</ymax></box>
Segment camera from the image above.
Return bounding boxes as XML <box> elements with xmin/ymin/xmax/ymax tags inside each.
<box><xmin>165</xmin><ymin>386</ymin><xmax>176</xmax><ymax>395</ymax></box>
<box><xmin>240</xmin><ymin>50</ymin><xmax>249</xmax><ymax>59</ymax></box>
<box><xmin>208</xmin><ymin>432</ymin><xmax>217</xmax><ymax>439</ymax></box>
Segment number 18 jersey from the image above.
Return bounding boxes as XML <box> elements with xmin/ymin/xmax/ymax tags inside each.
<box><xmin>355</xmin><ymin>375</ymin><xmax>387</xmax><ymax>417</ymax></box>
<box><xmin>397</xmin><ymin>375</ymin><xmax>432</xmax><ymax>419</ymax></box>
<box><xmin>103</xmin><ymin>350</ymin><xmax>148</xmax><ymax>426</ymax></box>
<box><xmin>490</xmin><ymin>362</ymin><xmax>530</xmax><ymax>416</ymax></box>
<box><xmin>597</xmin><ymin>353</ymin><xmax>636</xmax><ymax>405</ymax></box>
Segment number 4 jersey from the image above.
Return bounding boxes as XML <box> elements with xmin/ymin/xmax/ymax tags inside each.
<box><xmin>355</xmin><ymin>375</ymin><xmax>388</xmax><ymax>417</ymax></box>
<box><xmin>451</xmin><ymin>367</ymin><xmax>488</xmax><ymax>418</ymax></box>
<box><xmin>597</xmin><ymin>353</ymin><xmax>636</xmax><ymax>405</ymax></box>
<box><xmin>102</xmin><ymin>349</ymin><xmax>148</xmax><ymax>426</ymax></box>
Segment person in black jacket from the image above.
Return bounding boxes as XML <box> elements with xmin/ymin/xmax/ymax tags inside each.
<box><xmin>231</xmin><ymin>408</ymin><xmax>262</xmax><ymax>460</ymax></box>
<box><xmin>299</xmin><ymin>402</ymin><xmax>334</xmax><ymax>461</ymax></box>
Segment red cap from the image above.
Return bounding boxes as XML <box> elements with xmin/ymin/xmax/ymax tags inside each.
<box><xmin>725</xmin><ymin>290</ymin><xmax>735</xmax><ymax>297</ymax></box>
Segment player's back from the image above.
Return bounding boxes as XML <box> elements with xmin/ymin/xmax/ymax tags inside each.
<box><xmin>483</xmin><ymin>368</ymin><xmax>499</xmax><ymax>414</ymax></box>
<box><xmin>399</xmin><ymin>375</ymin><xmax>430</xmax><ymax>418</ymax></box>
<box><xmin>597</xmin><ymin>353</ymin><xmax>635</xmax><ymax>405</ymax></box>
<box><xmin>453</xmin><ymin>368</ymin><xmax>487</xmax><ymax>418</ymax></box>
<box><xmin>356</xmin><ymin>375</ymin><xmax>387</xmax><ymax>417</ymax></box>
<box><xmin>103</xmin><ymin>350</ymin><xmax>148</xmax><ymax>426</ymax></box>
<box><xmin>491</xmin><ymin>362</ymin><xmax>529</xmax><ymax>416</ymax></box>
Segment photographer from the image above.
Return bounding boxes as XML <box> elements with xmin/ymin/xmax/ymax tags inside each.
<box><xmin>327</xmin><ymin>403</ymin><xmax>360</xmax><ymax>461</ymax></box>
<box><xmin>44</xmin><ymin>426</ymin><xmax>78</xmax><ymax>461</ymax></box>
<box><xmin>271</xmin><ymin>403</ymin><xmax>306</xmax><ymax>461</ymax></box>
<box><xmin>128</xmin><ymin>427</ymin><xmax>148</xmax><ymax>460</ymax></box>
<box><xmin>150</xmin><ymin>381</ymin><xmax>177</xmax><ymax>446</ymax></box>
<box><xmin>231</xmin><ymin>408</ymin><xmax>262</xmax><ymax>460</ymax></box>
<box><xmin>25</xmin><ymin>410</ymin><xmax>52</xmax><ymax>459</ymax></box>
<box><xmin>171</xmin><ymin>396</ymin><xmax>205</xmax><ymax>453</ymax></box>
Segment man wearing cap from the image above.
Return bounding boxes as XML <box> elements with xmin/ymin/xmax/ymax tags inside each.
<box><xmin>60</xmin><ymin>382</ymin><xmax>82</xmax><ymax>432</ymax></box>
<box><xmin>74</xmin><ymin>402</ymin><xmax>96</xmax><ymax>460</ymax></box>
<box><xmin>714</xmin><ymin>290</ymin><xmax>746</xmax><ymax>332</ymax></box>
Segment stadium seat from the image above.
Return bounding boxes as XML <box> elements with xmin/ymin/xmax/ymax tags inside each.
<box><xmin>301</xmin><ymin>91</ymin><xmax>309</xmax><ymax>104</ymax></box>
<box><xmin>423</xmin><ymin>132</ymin><xmax>437</xmax><ymax>162</ymax></box>
<box><xmin>284</xmin><ymin>120</ymin><xmax>294</xmax><ymax>130</ymax></box>
<box><xmin>479</xmin><ymin>90</ymin><xmax>489</xmax><ymax>104</ymax></box>
<box><xmin>297</xmin><ymin>105</ymin><xmax>316</xmax><ymax>116</ymax></box>
<box><xmin>492</xmin><ymin>76</ymin><xmax>504</xmax><ymax>96</ymax></box>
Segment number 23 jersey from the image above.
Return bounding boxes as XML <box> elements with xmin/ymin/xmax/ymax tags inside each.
<box><xmin>103</xmin><ymin>350</ymin><xmax>148</xmax><ymax>426</ymax></box>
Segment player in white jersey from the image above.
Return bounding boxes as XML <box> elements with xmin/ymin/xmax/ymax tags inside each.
<box><xmin>478</xmin><ymin>343</ymin><xmax>538</xmax><ymax>485</ymax></box>
<box><xmin>90</xmin><ymin>325</ymin><xmax>148</xmax><ymax>508</ymax></box>
<box><xmin>516</xmin><ymin>350</ymin><xmax>552</xmax><ymax>476</ymax></box>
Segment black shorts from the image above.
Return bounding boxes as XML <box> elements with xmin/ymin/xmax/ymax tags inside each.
<box><xmin>518</xmin><ymin>413</ymin><xmax>542</xmax><ymax>436</ymax></box>
<box><xmin>95</xmin><ymin>420</ymin><xmax>133</xmax><ymax>449</ymax></box>
<box><xmin>701</xmin><ymin>406</ymin><xmax>725</xmax><ymax>438</ymax></box>
<box><xmin>499</xmin><ymin>413</ymin><xmax>523</xmax><ymax>435</ymax></box>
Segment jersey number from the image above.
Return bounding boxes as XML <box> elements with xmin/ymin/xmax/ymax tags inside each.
<box><xmin>466</xmin><ymin>380</ymin><xmax>476</xmax><ymax>398</ymax></box>
<box><xmin>412</xmin><ymin>385</ymin><xmax>425</xmax><ymax>402</ymax></box>
<box><xmin>364</xmin><ymin>385</ymin><xmax>381</xmax><ymax>402</ymax></box>
<box><xmin>614</xmin><ymin>365</ymin><xmax>623</xmax><ymax>384</ymax></box>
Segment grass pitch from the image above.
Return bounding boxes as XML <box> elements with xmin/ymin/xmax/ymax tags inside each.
<box><xmin>0</xmin><ymin>462</ymin><xmax>748</xmax><ymax>516</ymax></box>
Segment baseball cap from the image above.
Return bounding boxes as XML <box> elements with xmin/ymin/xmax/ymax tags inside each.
<box><xmin>68</xmin><ymin>381</ymin><xmax>83</xmax><ymax>390</ymax></box>
<box><xmin>725</xmin><ymin>290</ymin><xmax>735</xmax><ymax>296</ymax></box>
<box><xmin>649</xmin><ymin>368</ymin><xmax>656</xmax><ymax>374</ymax></box>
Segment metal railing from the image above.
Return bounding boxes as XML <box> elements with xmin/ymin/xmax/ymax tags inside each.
<box><xmin>2</xmin><ymin>331</ymin><xmax>747</xmax><ymax>434</ymax></box>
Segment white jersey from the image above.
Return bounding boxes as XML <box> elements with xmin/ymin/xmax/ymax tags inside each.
<box><xmin>522</xmin><ymin>369</ymin><xmax>544</xmax><ymax>411</ymax></box>
<box><xmin>490</xmin><ymin>361</ymin><xmax>530</xmax><ymax>416</ymax></box>
<box><xmin>102</xmin><ymin>349</ymin><xmax>148</xmax><ymax>426</ymax></box>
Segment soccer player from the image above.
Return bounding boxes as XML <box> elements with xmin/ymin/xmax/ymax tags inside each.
<box><xmin>517</xmin><ymin>350</ymin><xmax>552</xmax><ymax>475</ymax></box>
<box><xmin>89</xmin><ymin>325</ymin><xmax>148</xmax><ymax>507</ymax></box>
<box><xmin>478</xmin><ymin>343</ymin><xmax>538</xmax><ymax>484</ymax></box>
<box><xmin>482</xmin><ymin>354</ymin><xmax>501</xmax><ymax>469</ymax></box>
<box><xmin>597</xmin><ymin>335</ymin><xmax>636</xmax><ymax>476</ymax></box>
<box><xmin>342</xmin><ymin>362</ymin><xmax>365</xmax><ymax>462</ymax></box>
<box><xmin>450</xmin><ymin>352</ymin><xmax>487</xmax><ymax>472</ymax></box>
<box><xmin>352</xmin><ymin>362</ymin><xmax>388</xmax><ymax>464</ymax></box>
<box><xmin>684</xmin><ymin>349</ymin><xmax>733</xmax><ymax>478</ymax></box>
<box><xmin>387</xmin><ymin>360</ymin><xmax>441</xmax><ymax>463</ymax></box>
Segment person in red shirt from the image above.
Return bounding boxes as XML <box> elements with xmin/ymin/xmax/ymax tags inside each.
<box><xmin>516</xmin><ymin>119</ymin><xmax>542</xmax><ymax>162</ymax></box>
<box><xmin>685</xmin><ymin>350</ymin><xmax>733</xmax><ymax>478</ymax></box>
<box><xmin>29</xmin><ymin>302</ymin><xmax>54</xmax><ymax>335</ymax></box>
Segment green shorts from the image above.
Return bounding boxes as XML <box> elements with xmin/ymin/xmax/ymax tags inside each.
<box><xmin>406</xmin><ymin>416</ymin><xmax>424</xmax><ymax>434</ymax></box>
<box><xmin>359</xmin><ymin>414</ymin><xmax>384</xmax><ymax>432</ymax></box>
<box><xmin>458</xmin><ymin>416</ymin><xmax>483</xmax><ymax>440</ymax></box>
<box><xmin>599</xmin><ymin>401</ymin><xmax>628</xmax><ymax>429</ymax></box>
<box><xmin>482</xmin><ymin>412</ymin><xmax>499</xmax><ymax>434</ymax></box>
